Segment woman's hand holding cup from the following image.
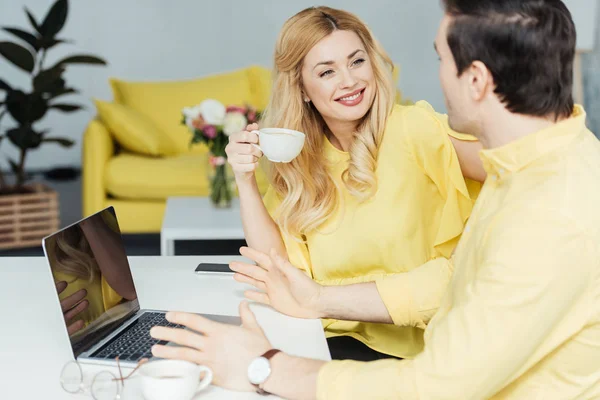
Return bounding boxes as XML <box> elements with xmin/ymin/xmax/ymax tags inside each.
<box><xmin>225</xmin><ymin>123</ymin><xmax>264</xmax><ymax>182</ymax></box>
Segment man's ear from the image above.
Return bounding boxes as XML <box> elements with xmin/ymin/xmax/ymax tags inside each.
<box><xmin>467</xmin><ymin>61</ymin><xmax>494</xmax><ymax>101</ymax></box>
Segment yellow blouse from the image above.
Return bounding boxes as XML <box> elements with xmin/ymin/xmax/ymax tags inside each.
<box><xmin>263</xmin><ymin>101</ymin><xmax>481</xmax><ymax>358</ymax></box>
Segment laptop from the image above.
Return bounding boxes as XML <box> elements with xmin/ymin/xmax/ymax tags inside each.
<box><xmin>42</xmin><ymin>206</ymin><xmax>241</xmax><ymax>367</ymax></box>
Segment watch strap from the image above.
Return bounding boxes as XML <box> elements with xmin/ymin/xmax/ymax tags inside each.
<box><xmin>255</xmin><ymin>349</ymin><xmax>282</xmax><ymax>395</ymax></box>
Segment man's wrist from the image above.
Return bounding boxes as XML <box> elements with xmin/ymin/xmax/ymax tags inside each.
<box><xmin>313</xmin><ymin>284</ymin><xmax>328</xmax><ymax>319</ymax></box>
<box><xmin>261</xmin><ymin>352</ymin><xmax>326</xmax><ymax>399</ymax></box>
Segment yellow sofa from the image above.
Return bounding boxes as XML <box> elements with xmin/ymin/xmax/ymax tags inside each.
<box><xmin>82</xmin><ymin>66</ymin><xmax>272</xmax><ymax>233</ymax></box>
<box><xmin>82</xmin><ymin>65</ymin><xmax>405</xmax><ymax>233</ymax></box>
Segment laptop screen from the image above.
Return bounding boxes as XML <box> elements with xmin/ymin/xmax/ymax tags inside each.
<box><xmin>43</xmin><ymin>206</ymin><xmax>140</xmax><ymax>356</ymax></box>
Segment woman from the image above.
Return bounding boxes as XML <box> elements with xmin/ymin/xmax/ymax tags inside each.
<box><xmin>225</xmin><ymin>6</ymin><xmax>484</xmax><ymax>361</ymax></box>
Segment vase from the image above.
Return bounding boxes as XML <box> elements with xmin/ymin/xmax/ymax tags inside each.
<box><xmin>207</xmin><ymin>154</ymin><xmax>235</xmax><ymax>208</ymax></box>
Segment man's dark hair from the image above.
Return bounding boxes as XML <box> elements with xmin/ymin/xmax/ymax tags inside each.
<box><xmin>442</xmin><ymin>0</ymin><xmax>576</xmax><ymax>120</ymax></box>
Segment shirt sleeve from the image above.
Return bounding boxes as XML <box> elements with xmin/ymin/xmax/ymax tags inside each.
<box><xmin>375</xmin><ymin>257</ymin><xmax>453</xmax><ymax>329</ymax></box>
<box><xmin>404</xmin><ymin>101</ymin><xmax>478</xmax><ymax>258</ymax></box>
<box><xmin>317</xmin><ymin>209</ymin><xmax>594</xmax><ymax>400</ymax></box>
<box><xmin>262</xmin><ymin>185</ymin><xmax>313</xmax><ymax>278</ymax></box>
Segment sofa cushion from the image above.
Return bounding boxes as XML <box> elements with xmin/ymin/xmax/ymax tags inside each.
<box><xmin>106</xmin><ymin>153</ymin><xmax>210</xmax><ymax>200</ymax></box>
<box><xmin>110</xmin><ymin>67</ymin><xmax>258</xmax><ymax>155</ymax></box>
<box><xmin>94</xmin><ymin>100</ymin><xmax>180</xmax><ymax>156</ymax></box>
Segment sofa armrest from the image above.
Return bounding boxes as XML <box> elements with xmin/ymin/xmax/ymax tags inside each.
<box><xmin>82</xmin><ymin>118</ymin><xmax>115</xmax><ymax>218</ymax></box>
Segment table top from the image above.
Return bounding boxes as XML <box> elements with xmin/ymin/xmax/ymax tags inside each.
<box><xmin>1</xmin><ymin>255</ymin><xmax>330</xmax><ymax>399</ymax></box>
<box><xmin>161</xmin><ymin>197</ymin><xmax>245</xmax><ymax>240</ymax></box>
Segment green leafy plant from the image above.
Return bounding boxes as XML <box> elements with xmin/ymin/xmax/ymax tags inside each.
<box><xmin>0</xmin><ymin>0</ymin><xmax>107</xmax><ymax>194</ymax></box>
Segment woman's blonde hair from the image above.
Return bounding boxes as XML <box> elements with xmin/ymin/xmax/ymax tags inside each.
<box><xmin>261</xmin><ymin>6</ymin><xmax>396</xmax><ymax>239</ymax></box>
<box><xmin>52</xmin><ymin>227</ymin><xmax>99</xmax><ymax>282</ymax></box>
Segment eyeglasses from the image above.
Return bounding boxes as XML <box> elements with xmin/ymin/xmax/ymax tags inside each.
<box><xmin>60</xmin><ymin>356</ymin><xmax>148</xmax><ymax>400</ymax></box>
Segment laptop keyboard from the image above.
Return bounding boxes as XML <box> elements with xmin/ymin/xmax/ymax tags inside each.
<box><xmin>93</xmin><ymin>312</ymin><xmax>184</xmax><ymax>362</ymax></box>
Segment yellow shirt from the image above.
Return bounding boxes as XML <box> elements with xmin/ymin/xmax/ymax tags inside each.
<box><xmin>317</xmin><ymin>106</ymin><xmax>600</xmax><ymax>399</ymax></box>
<box><xmin>264</xmin><ymin>101</ymin><xmax>480</xmax><ymax>358</ymax></box>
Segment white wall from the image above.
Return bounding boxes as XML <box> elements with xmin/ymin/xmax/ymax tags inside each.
<box><xmin>0</xmin><ymin>0</ymin><xmax>446</xmax><ymax>170</ymax></box>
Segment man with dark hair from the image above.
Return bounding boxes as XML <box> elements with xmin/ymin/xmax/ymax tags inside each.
<box><xmin>149</xmin><ymin>1</ymin><xmax>600</xmax><ymax>398</ymax></box>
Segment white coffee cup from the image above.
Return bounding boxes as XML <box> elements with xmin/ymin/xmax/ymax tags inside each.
<box><xmin>251</xmin><ymin>128</ymin><xmax>305</xmax><ymax>163</ymax></box>
<box><xmin>138</xmin><ymin>360</ymin><xmax>213</xmax><ymax>400</ymax></box>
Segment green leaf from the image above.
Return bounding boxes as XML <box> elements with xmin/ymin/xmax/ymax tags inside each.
<box><xmin>53</xmin><ymin>54</ymin><xmax>107</xmax><ymax>66</ymax></box>
<box><xmin>41</xmin><ymin>0</ymin><xmax>68</xmax><ymax>38</ymax></box>
<box><xmin>24</xmin><ymin>7</ymin><xmax>42</xmax><ymax>35</ymax></box>
<box><xmin>5</xmin><ymin>91</ymin><xmax>48</xmax><ymax>124</ymax></box>
<box><xmin>2</xmin><ymin>28</ymin><xmax>40</xmax><ymax>52</ymax></box>
<box><xmin>0</xmin><ymin>79</ymin><xmax>11</xmax><ymax>91</ymax></box>
<box><xmin>39</xmin><ymin>37</ymin><xmax>72</xmax><ymax>50</ymax></box>
<box><xmin>8</xmin><ymin>158</ymin><xmax>20</xmax><ymax>175</ymax></box>
<box><xmin>42</xmin><ymin>136</ymin><xmax>74</xmax><ymax>147</ymax></box>
<box><xmin>33</xmin><ymin>65</ymin><xmax>66</xmax><ymax>93</ymax></box>
<box><xmin>0</xmin><ymin>41</ymin><xmax>35</xmax><ymax>72</ymax></box>
<box><xmin>7</xmin><ymin>126</ymin><xmax>43</xmax><ymax>150</ymax></box>
<box><xmin>48</xmin><ymin>87</ymin><xmax>78</xmax><ymax>100</ymax></box>
<box><xmin>49</xmin><ymin>103</ymin><xmax>83</xmax><ymax>112</ymax></box>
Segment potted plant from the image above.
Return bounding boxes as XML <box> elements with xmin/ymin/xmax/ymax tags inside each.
<box><xmin>0</xmin><ymin>0</ymin><xmax>107</xmax><ymax>249</ymax></box>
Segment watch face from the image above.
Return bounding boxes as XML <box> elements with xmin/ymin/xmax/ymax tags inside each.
<box><xmin>248</xmin><ymin>356</ymin><xmax>272</xmax><ymax>385</ymax></box>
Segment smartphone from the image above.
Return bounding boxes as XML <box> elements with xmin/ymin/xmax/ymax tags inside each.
<box><xmin>195</xmin><ymin>263</ymin><xmax>233</xmax><ymax>274</ymax></box>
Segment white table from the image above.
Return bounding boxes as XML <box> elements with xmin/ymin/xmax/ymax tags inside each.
<box><xmin>1</xmin><ymin>255</ymin><xmax>330</xmax><ymax>399</ymax></box>
<box><xmin>161</xmin><ymin>197</ymin><xmax>245</xmax><ymax>256</ymax></box>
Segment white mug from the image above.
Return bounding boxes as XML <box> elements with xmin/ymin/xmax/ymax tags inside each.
<box><xmin>138</xmin><ymin>360</ymin><xmax>213</xmax><ymax>400</ymax></box>
<box><xmin>251</xmin><ymin>128</ymin><xmax>305</xmax><ymax>163</ymax></box>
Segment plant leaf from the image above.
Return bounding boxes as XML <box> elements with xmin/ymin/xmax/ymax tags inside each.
<box><xmin>42</xmin><ymin>136</ymin><xmax>74</xmax><ymax>147</ymax></box>
<box><xmin>41</xmin><ymin>0</ymin><xmax>68</xmax><ymax>38</ymax></box>
<box><xmin>5</xmin><ymin>91</ymin><xmax>48</xmax><ymax>124</ymax></box>
<box><xmin>48</xmin><ymin>87</ymin><xmax>78</xmax><ymax>100</ymax></box>
<box><xmin>0</xmin><ymin>78</ymin><xmax>11</xmax><ymax>91</ymax></box>
<box><xmin>25</xmin><ymin>7</ymin><xmax>42</xmax><ymax>35</ymax></box>
<box><xmin>49</xmin><ymin>103</ymin><xmax>83</xmax><ymax>112</ymax></box>
<box><xmin>0</xmin><ymin>41</ymin><xmax>35</xmax><ymax>72</ymax></box>
<box><xmin>7</xmin><ymin>126</ymin><xmax>43</xmax><ymax>150</ymax></box>
<box><xmin>40</xmin><ymin>37</ymin><xmax>73</xmax><ymax>50</ymax></box>
<box><xmin>33</xmin><ymin>65</ymin><xmax>66</xmax><ymax>93</ymax></box>
<box><xmin>2</xmin><ymin>28</ymin><xmax>40</xmax><ymax>52</ymax></box>
<box><xmin>53</xmin><ymin>54</ymin><xmax>107</xmax><ymax>66</ymax></box>
<box><xmin>8</xmin><ymin>158</ymin><xmax>20</xmax><ymax>175</ymax></box>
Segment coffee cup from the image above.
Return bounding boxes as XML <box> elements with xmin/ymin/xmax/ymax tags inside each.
<box><xmin>138</xmin><ymin>359</ymin><xmax>212</xmax><ymax>400</ymax></box>
<box><xmin>250</xmin><ymin>128</ymin><xmax>305</xmax><ymax>163</ymax></box>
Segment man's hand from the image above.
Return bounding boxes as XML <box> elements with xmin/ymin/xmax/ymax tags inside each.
<box><xmin>150</xmin><ymin>302</ymin><xmax>273</xmax><ymax>392</ymax></box>
<box><xmin>230</xmin><ymin>247</ymin><xmax>324</xmax><ymax>319</ymax></box>
<box><xmin>55</xmin><ymin>281</ymin><xmax>89</xmax><ymax>336</ymax></box>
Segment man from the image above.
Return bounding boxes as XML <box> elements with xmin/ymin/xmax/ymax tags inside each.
<box><xmin>150</xmin><ymin>0</ymin><xmax>600</xmax><ymax>398</ymax></box>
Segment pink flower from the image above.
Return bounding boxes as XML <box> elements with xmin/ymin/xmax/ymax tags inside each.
<box><xmin>192</xmin><ymin>115</ymin><xmax>205</xmax><ymax>130</ymax></box>
<box><xmin>226</xmin><ymin>105</ymin><xmax>246</xmax><ymax>114</ymax></box>
<box><xmin>203</xmin><ymin>125</ymin><xmax>217</xmax><ymax>139</ymax></box>
<box><xmin>209</xmin><ymin>155</ymin><xmax>227</xmax><ymax>167</ymax></box>
<box><xmin>247</xmin><ymin>110</ymin><xmax>257</xmax><ymax>123</ymax></box>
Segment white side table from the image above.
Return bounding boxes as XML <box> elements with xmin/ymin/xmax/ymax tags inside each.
<box><xmin>160</xmin><ymin>197</ymin><xmax>245</xmax><ymax>256</ymax></box>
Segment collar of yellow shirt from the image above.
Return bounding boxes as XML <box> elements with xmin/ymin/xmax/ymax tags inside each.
<box><xmin>479</xmin><ymin>105</ymin><xmax>586</xmax><ymax>178</ymax></box>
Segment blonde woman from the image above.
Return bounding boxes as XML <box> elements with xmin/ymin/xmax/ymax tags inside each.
<box><xmin>225</xmin><ymin>6</ymin><xmax>484</xmax><ymax>361</ymax></box>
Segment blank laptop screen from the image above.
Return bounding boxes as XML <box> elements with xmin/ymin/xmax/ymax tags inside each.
<box><xmin>43</xmin><ymin>207</ymin><xmax>140</xmax><ymax>356</ymax></box>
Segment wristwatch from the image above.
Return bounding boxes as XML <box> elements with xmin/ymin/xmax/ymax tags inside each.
<box><xmin>247</xmin><ymin>349</ymin><xmax>282</xmax><ymax>395</ymax></box>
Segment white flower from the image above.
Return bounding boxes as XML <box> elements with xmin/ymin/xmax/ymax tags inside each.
<box><xmin>223</xmin><ymin>112</ymin><xmax>248</xmax><ymax>136</ymax></box>
<box><xmin>198</xmin><ymin>99</ymin><xmax>226</xmax><ymax>125</ymax></box>
<box><xmin>182</xmin><ymin>105</ymin><xmax>203</xmax><ymax>120</ymax></box>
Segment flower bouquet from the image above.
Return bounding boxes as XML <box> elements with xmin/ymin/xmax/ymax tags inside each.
<box><xmin>182</xmin><ymin>99</ymin><xmax>260</xmax><ymax>207</ymax></box>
